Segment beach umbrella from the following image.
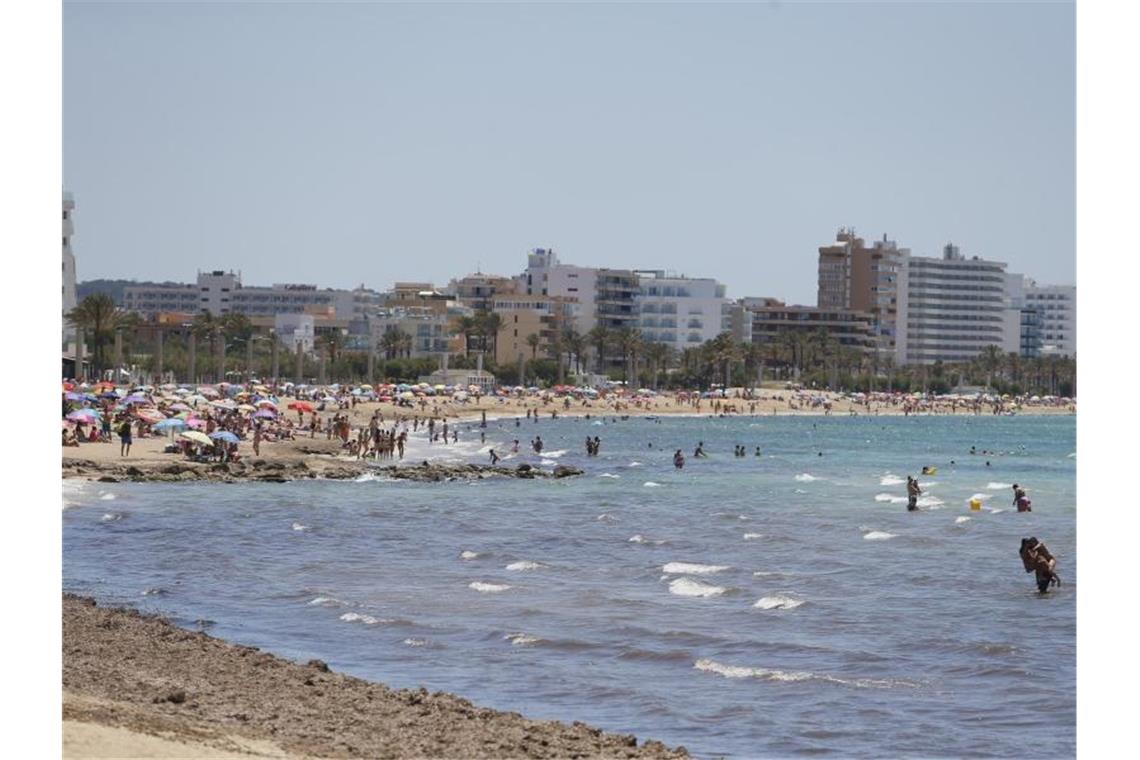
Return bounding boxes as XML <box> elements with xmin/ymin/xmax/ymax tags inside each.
<box><xmin>169</xmin><ymin>402</ymin><xmax>192</xmax><ymax>412</ymax></box>
<box><xmin>62</xmin><ymin>382</ymin><xmax>75</xmax><ymax>391</ymax></box>
<box><xmin>254</xmin><ymin>409</ymin><xmax>276</xmax><ymax>419</ymax></box>
<box><xmin>185</xmin><ymin>418</ymin><xmax>208</xmax><ymax>430</ymax></box>
<box><xmin>237</xmin><ymin>404</ymin><xmax>256</xmax><ymax>413</ymax></box>
<box><xmin>180</xmin><ymin>431</ymin><xmax>214</xmax><ymax>446</ymax></box>
<box><xmin>153</xmin><ymin>418</ymin><xmax>187</xmax><ymax>432</ymax></box>
<box><xmin>209</xmin><ymin>431</ymin><xmax>240</xmax><ymax>444</ymax></box>
<box><xmin>136</xmin><ymin>409</ymin><xmax>166</xmax><ymax>424</ymax></box>
<box><xmin>65</xmin><ymin>392</ymin><xmax>84</xmax><ymax>401</ymax></box>
<box><xmin>399</xmin><ymin>391</ymin><xmax>415</xmax><ymax>400</ymax></box>
<box><xmin>287</xmin><ymin>401</ymin><xmax>314</xmax><ymax>412</ymax></box>
<box><xmin>359</xmin><ymin>384</ymin><xmax>372</xmax><ymax>390</ymax></box>
<box><xmin>67</xmin><ymin>409</ymin><xmax>100</xmax><ymax>422</ymax></box>
<box><xmin>255</xmin><ymin>399</ymin><xmax>277</xmax><ymax>409</ymax></box>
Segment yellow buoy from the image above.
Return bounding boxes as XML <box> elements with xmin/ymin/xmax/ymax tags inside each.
<box><xmin>969</xmin><ymin>498</ymin><xmax>982</xmax><ymax>511</ymax></box>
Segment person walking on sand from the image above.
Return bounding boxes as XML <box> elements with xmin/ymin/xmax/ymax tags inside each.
<box><xmin>1019</xmin><ymin>537</ymin><xmax>1060</xmax><ymax>593</ymax></box>
<box><xmin>906</xmin><ymin>476</ymin><xmax>921</xmax><ymax>511</ymax></box>
<box><xmin>118</xmin><ymin>418</ymin><xmax>133</xmax><ymax>457</ymax></box>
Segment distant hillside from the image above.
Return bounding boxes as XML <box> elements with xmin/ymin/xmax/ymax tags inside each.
<box><xmin>76</xmin><ymin>279</ymin><xmax>185</xmax><ymax>305</ymax></box>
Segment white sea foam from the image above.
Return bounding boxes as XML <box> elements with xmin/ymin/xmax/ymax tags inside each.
<box><xmin>955</xmin><ymin>516</ymin><xmax>972</xmax><ymax>524</ymax></box>
<box><xmin>880</xmin><ymin>475</ymin><xmax>905</xmax><ymax>486</ymax></box>
<box><xmin>543</xmin><ymin>449</ymin><xmax>567</xmax><ymax>458</ymax></box>
<box><xmin>628</xmin><ymin>461</ymin><xmax>643</xmax><ymax>467</ymax></box>
<box><xmin>916</xmin><ymin>496</ymin><xmax>945</xmax><ymax>509</ymax></box>
<box><xmin>753</xmin><ymin>571</ymin><xmax>784</xmax><ymax>577</ymax></box>
<box><xmin>1068</xmin><ymin>452</ymin><xmax>1076</xmax><ymax>458</ymax></box>
<box><xmin>989</xmin><ymin>508</ymin><xmax>1006</xmax><ymax>514</ymax></box>
<box><xmin>469</xmin><ymin>581</ymin><xmax>511</xmax><ymax>593</ymax></box>
<box><xmin>292</xmin><ymin>522</ymin><xmax>310</xmax><ymax>532</ymax></box>
<box><xmin>403</xmin><ymin>638</ymin><xmax>428</xmax><ymax>647</ymax></box>
<box><xmin>863</xmin><ymin>531</ymin><xmax>897</xmax><ymax>541</ymax></box>
<box><xmin>742</xmin><ymin>533</ymin><xmax>764</xmax><ymax>540</ymax></box>
<box><xmin>63</xmin><ymin>480</ymin><xmax>93</xmax><ymax>510</ymax></box>
<box><xmin>339</xmin><ymin>612</ymin><xmax>387</xmax><ymax>625</ymax></box>
<box><xmin>643</xmin><ymin>481</ymin><xmax>662</xmax><ymax>488</ymax></box>
<box><xmin>663</xmin><ymin>562</ymin><xmax>729</xmax><ymax>575</ymax></box>
<box><xmin>629</xmin><ymin>534</ymin><xmax>666</xmax><ymax>545</ymax></box>
<box><xmin>598</xmin><ymin>473</ymin><xmax>621</xmax><ymax>479</ymax></box>
<box><xmin>754</xmin><ymin>595</ymin><xmax>804</xmax><ymax>610</ymax></box>
<box><xmin>986</xmin><ymin>482</ymin><xmax>1014</xmax><ymax>490</ymax></box>
<box><xmin>460</xmin><ymin>550</ymin><xmax>481</xmax><ymax>560</ymax></box>
<box><xmin>504</xmin><ymin>632</ymin><xmax>541</xmax><ymax>646</ymax></box>
<box><xmin>596</xmin><ymin>513</ymin><xmax>617</xmax><ymax>522</ymax></box>
<box><xmin>970</xmin><ymin>493</ymin><xmax>993</xmax><ymax>502</ymax></box>
<box><xmin>540</xmin><ymin>459</ymin><xmax>557</xmax><ymax>466</ymax></box>
<box><xmin>694</xmin><ymin>658</ymin><xmax>912</xmax><ymax>688</ymax></box>
<box><xmin>506</xmin><ymin>561</ymin><xmax>542</xmax><ymax>571</ymax></box>
<box><xmin>100</xmin><ymin>513</ymin><xmax>122</xmax><ymax>522</ymax></box>
<box><xmin>793</xmin><ymin>489</ymin><xmax>808</xmax><ymax>494</ymax></box>
<box><xmin>794</xmin><ymin>473</ymin><xmax>818</xmax><ymax>482</ymax></box>
<box><xmin>99</xmin><ymin>493</ymin><xmax>116</xmax><ymax>501</ymax></box>
<box><xmin>308</xmin><ymin>596</ymin><xmax>342</xmax><ymax>607</ymax></box>
<box><xmin>875</xmin><ymin>493</ymin><xmax>907</xmax><ymax>504</ymax></box>
<box><xmin>668</xmin><ymin>577</ymin><xmax>727</xmax><ymax>597</ymax></box>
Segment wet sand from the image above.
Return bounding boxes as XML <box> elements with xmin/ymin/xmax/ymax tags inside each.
<box><xmin>63</xmin><ymin>594</ymin><xmax>688</xmax><ymax>759</ymax></box>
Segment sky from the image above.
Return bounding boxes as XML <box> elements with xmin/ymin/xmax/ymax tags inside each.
<box><xmin>63</xmin><ymin>0</ymin><xmax>1075</xmax><ymax>305</ymax></box>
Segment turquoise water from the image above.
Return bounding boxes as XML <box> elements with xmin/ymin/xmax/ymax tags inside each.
<box><xmin>63</xmin><ymin>414</ymin><xmax>1076</xmax><ymax>758</ymax></box>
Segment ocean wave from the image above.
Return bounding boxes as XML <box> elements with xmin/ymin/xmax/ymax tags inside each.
<box><xmin>694</xmin><ymin>658</ymin><xmax>916</xmax><ymax>689</ymax></box>
<box><xmin>668</xmin><ymin>577</ymin><xmax>727</xmax><ymax>598</ymax></box>
<box><xmin>629</xmin><ymin>534</ymin><xmax>666</xmax><ymax>545</ymax></box>
<box><xmin>99</xmin><ymin>493</ymin><xmax>116</xmax><ymax>501</ymax></box>
<box><xmin>460</xmin><ymin>550</ymin><xmax>481</xmax><ymax>560</ymax></box>
<box><xmin>989</xmin><ymin>508</ymin><xmax>1006</xmax><ymax>514</ymax></box>
<box><xmin>307</xmin><ymin>596</ymin><xmax>344</xmax><ymax>607</ymax></box>
<box><xmin>742</xmin><ymin>533</ymin><xmax>764</xmax><ymax>540</ymax></box>
<box><xmin>403</xmin><ymin>638</ymin><xmax>428</xmax><ymax>647</ymax></box>
<box><xmin>141</xmin><ymin>587</ymin><xmax>168</xmax><ymax>596</ymax></box>
<box><xmin>628</xmin><ymin>461</ymin><xmax>643</xmax><ymax>467</ymax></box>
<box><xmin>793</xmin><ymin>488</ymin><xmax>808</xmax><ymax>494</ymax></box>
<box><xmin>62</xmin><ymin>480</ymin><xmax>93</xmax><ymax>510</ymax></box>
<box><xmin>596</xmin><ymin>513</ymin><xmax>617</xmax><ymax>522</ymax></box>
<box><xmin>754</xmin><ymin>595</ymin><xmax>804</xmax><ymax>610</ymax></box>
<box><xmin>969</xmin><ymin>493</ymin><xmax>993</xmax><ymax>502</ymax></box>
<box><xmin>794</xmin><ymin>473</ymin><xmax>819</xmax><ymax>482</ymax></box>
<box><xmin>862</xmin><ymin>531</ymin><xmax>896</xmax><ymax>541</ymax></box>
<box><xmin>504</xmin><ymin>632</ymin><xmax>541</xmax><ymax>646</ymax></box>
<box><xmin>916</xmin><ymin>496</ymin><xmax>944</xmax><ymax>509</ymax></box>
<box><xmin>643</xmin><ymin>481</ymin><xmax>662</xmax><ymax>488</ymax></box>
<box><xmin>540</xmin><ymin>459</ymin><xmax>557</xmax><ymax>466</ymax></box>
<box><xmin>663</xmin><ymin>562</ymin><xmax>729</xmax><ymax>575</ymax></box>
<box><xmin>543</xmin><ymin>450</ymin><xmax>567</xmax><ymax>458</ymax></box>
<box><xmin>986</xmin><ymin>482</ymin><xmax>1014</xmax><ymax>490</ymax></box>
<box><xmin>880</xmin><ymin>475</ymin><xmax>905</xmax><ymax>486</ymax></box>
<box><xmin>292</xmin><ymin>522</ymin><xmax>310</xmax><ymax>532</ymax></box>
<box><xmin>955</xmin><ymin>516</ymin><xmax>971</xmax><ymax>524</ymax></box>
<box><xmin>469</xmin><ymin>581</ymin><xmax>512</xmax><ymax>593</ymax></box>
<box><xmin>100</xmin><ymin>512</ymin><xmax>123</xmax><ymax>522</ymax></box>
<box><xmin>875</xmin><ymin>493</ymin><xmax>907</xmax><ymax>504</ymax></box>
<box><xmin>597</xmin><ymin>473</ymin><xmax>621</xmax><ymax>479</ymax></box>
<box><xmin>339</xmin><ymin>612</ymin><xmax>391</xmax><ymax>625</ymax></box>
<box><xmin>506</xmin><ymin>561</ymin><xmax>543</xmax><ymax>571</ymax></box>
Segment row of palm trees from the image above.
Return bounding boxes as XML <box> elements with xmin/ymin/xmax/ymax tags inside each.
<box><xmin>67</xmin><ymin>294</ymin><xmax>1075</xmax><ymax>395</ymax></box>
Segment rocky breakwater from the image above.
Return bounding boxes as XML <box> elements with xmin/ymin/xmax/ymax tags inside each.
<box><xmin>61</xmin><ymin>457</ymin><xmax>585</xmax><ymax>484</ymax></box>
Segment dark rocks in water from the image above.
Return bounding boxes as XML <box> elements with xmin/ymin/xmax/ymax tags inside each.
<box><xmin>516</xmin><ymin>463</ymin><xmax>533</xmax><ymax>472</ymax></box>
<box><xmin>307</xmin><ymin>659</ymin><xmax>331</xmax><ymax>672</ymax></box>
<box><xmin>96</xmin><ymin>475</ymin><xmax>118</xmax><ymax>483</ymax></box>
<box><xmin>553</xmin><ymin>465</ymin><xmax>584</xmax><ymax>478</ymax></box>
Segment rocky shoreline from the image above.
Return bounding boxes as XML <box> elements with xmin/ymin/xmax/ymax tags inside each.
<box><xmin>62</xmin><ymin>457</ymin><xmax>584</xmax><ymax>484</ymax></box>
<box><xmin>62</xmin><ymin>594</ymin><xmax>687</xmax><ymax>759</ymax></box>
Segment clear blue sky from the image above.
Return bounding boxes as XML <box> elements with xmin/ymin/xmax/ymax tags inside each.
<box><xmin>63</xmin><ymin>0</ymin><xmax>1075</xmax><ymax>304</ymax></box>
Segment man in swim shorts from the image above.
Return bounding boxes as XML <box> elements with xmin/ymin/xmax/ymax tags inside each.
<box><xmin>906</xmin><ymin>476</ymin><xmax>921</xmax><ymax>511</ymax></box>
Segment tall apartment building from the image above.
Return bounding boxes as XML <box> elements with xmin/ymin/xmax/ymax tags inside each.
<box><xmin>448</xmin><ymin>273</ymin><xmax>519</xmax><ymax>312</ymax></box>
<box><xmin>634</xmin><ymin>270</ymin><xmax>730</xmax><ymax>352</ymax></box>
<box><xmin>748</xmin><ymin>302</ymin><xmax>876</xmax><ymax>352</ymax></box>
<box><xmin>1025</xmin><ymin>283</ymin><xmax>1076</xmax><ymax>357</ymax></box>
<box><xmin>62</xmin><ymin>191</ymin><xmax>80</xmax><ymax>354</ymax></box>
<box><xmin>519</xmin><ymin>248</ymin><xmax>639</xmax><ymax>337</ymax></box>
<box><xmin>816</xmin><ymin>229</ymin><xmax>909</xmax><ymax>363</ymax></box>
<box><xmin>491</xmin><ymin>294</ymin><xmax>576</xmax><ymax>367</ymax></box>
<box><xmin>123</xmin><ymin>271</ymin><xmax>371</xmax><ymax>320</ymax></box>
<box><xmin>903</xmin><ymin>243</ymin><xmax>1010</xmax><ymax>365</ymax></box>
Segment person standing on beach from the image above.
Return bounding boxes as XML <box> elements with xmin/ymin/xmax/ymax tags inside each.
<box><xmin>906</xmin><ymin>476</ymin><xmax>921</xmax><ymax>511</ymax></box>
<box><xmin>253</xmin><ymin>425</ymin><xmax>262</xmax><ymax>457</ymax></box>
<box><xmin>118</xmin><ymin>418</ymin><xmax>132</xmax><ymax>457</ymax></box>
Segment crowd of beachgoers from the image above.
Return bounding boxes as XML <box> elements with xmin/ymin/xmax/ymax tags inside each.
<box><xmin>61</xmin><ymin>379</ymin><xmax>1075</xmax><ymax>464</ymax></box>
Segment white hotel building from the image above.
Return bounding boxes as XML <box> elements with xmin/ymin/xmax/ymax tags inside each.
<box><xmin>123</xmin><ymin>271</ymin><xmax>375</xmax><ymax>320</ymax></box>
<box><xmin>1025</xmin><ymin>282</ymin><xmax>1076</xmax><ymax>357</ymax></box>
<box><xmin>633</xmin><ymin>270</ymin><xmax>731</xmax><ymax>351</ymax></box>
<box><xmin>902</xmin><ymin>243</ymin><xmax>1011</xmax><ymax>365</ymax></box>
<box><xmin>62</xmin><ymin>191</ymin><xmax>78</xmax><ymax>350</ymax></box>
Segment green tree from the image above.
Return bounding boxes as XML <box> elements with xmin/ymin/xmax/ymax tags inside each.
<box><xmin>66</xmin><ymin>293</ymin><xmax>129</xmax><ymax>378</ymax></box>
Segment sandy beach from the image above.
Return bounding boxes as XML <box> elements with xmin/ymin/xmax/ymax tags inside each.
<box><xmin>62</xmin><ymin>390</ymin><xmax>1074</xmax><ymax>481</ymax></box>
<box><xmin>62</xmin><ymin>594</ymin><xmax>688</xmax><ymax>759</ymax></box>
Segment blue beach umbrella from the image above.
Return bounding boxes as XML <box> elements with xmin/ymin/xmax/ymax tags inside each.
<box><xmin>153</xmin><ymin>418</ymin><xmax>187</xmax><ymax>432</ymax></box>
<box><xmin>209</xmin><ymin>431</ymin><xmax>240</xmax><ymax>444</ymax></box>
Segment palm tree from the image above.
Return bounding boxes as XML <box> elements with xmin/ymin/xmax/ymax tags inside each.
<box><xmin>66</xmin><ymin>293</ymin><xmax>128</xmax><ymax>379</ymax></box>
<box><xmin>452</xmin><ymin>315</ymin><xmax>477</xmax><ymax>358</ymax></box>
<box><xmin>979</xmin><ymin>344</ymin><xmax>1004</xmax><ymax>391</ymax></box>
<box><xmin>613</xmin><ymin>328</ymin><xmax>643</xmax><ymax>384</ymax></box>
<box><xmin>479</xmin><ymin>311</ymin><xmax>504</xmax><ymax>361</ymax></box>
<box><xmin>709</xmin><ymin>332</ymin><xmax>739</xmax><ymax>389</ymax></box>
<box><xmin>316</xmin><ymin>330</ymin><xmax>345</xmax><ymax>380</ymax></box>
<box><xmin>381</xmin><ymin>327</ymin><xmax>404</xmax><ymax>360</ymax></box>
<box><xmin>587</xmin><ymin>325</ymin><xmax>610</xmax><ymax>375</ymax></box>
<box><xmin>643</xmin><ymin>341</ymin><xmax>673</xmax><ymax>390</ymax></box>
<box><xmin>562</xmin><ymin>328</ymin><xmax>586</xmax><ymax>376</ymax></box>
<box><xmin>525</xmin><ymin>332</ymin><xmax>541</xmax><ymax>360</ymax></box>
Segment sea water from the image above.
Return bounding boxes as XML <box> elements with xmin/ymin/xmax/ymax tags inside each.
<box><xmin>63</xmin><ymin>414</ymin><xmax>1076</xmax><ymax>758</ymax></box>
